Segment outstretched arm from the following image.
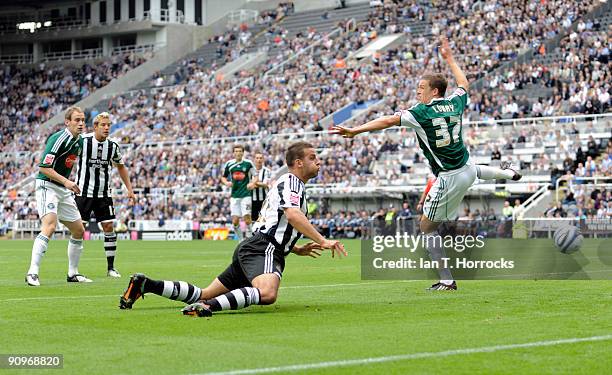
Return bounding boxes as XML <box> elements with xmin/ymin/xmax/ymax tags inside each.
<box><xmin>330</xmin><ymin>115</ymin><xmax>400</xmax><ymax>138</ymax></box>
<box><xmin>439</xmin><ymin>36</ymin><xmax>469</xmax><ymax>90</ymax></box>
<box><xmin>285</xmin><ymin>207</ymin><xmax>347</xmax><ymax>257</ymax></box>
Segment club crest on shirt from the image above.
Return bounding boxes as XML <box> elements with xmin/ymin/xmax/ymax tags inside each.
<box><xmin>65</xmin><ymin>154</ymin><xmax>77</xmax><ymax>168</ymax></box>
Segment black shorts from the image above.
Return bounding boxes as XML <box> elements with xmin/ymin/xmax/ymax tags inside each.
<box><xmin>217</xmin><ymin>233</ymin><xmax>285</xmax><ymax>290</ymax></box>
<box><xmin>251</xmin><ymin>200</ymin><xmax>264</xmax><ymax>221</ymax></box>
<box><xmin>75</xmin><ymin>196</ymin><xmax>115</xmax><ymax>222</ymax></box>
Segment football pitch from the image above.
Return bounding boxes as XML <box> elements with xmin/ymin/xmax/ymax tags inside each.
<box><xmin>1</xmin><ymin>239</ymin><xmax>611</xmax><ymax>374</ymax></box>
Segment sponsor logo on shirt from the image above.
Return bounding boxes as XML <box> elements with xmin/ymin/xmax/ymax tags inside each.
<box><xmin>232</xmin><ymin>170</ymin><xmax>246</xmax><ymax>181</ymax></box>
<box><xmin>290</xmin><ymin>192</ymin><xmax>300</xmax><ymax>206</ymax></box>
<box><xmin>65</xmin><ymin>154</ymin><xmax>77</xmax><ymax>168</ymax></box>
<box><xmin>43</xmin><ymin>154</ymin><xmax>55</xmax><ymax>165</ymax></box>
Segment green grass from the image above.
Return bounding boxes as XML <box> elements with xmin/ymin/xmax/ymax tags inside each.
<box><xmin>1</xmin><ymin>239</ymin><xmax>611</xmax><ymax>374</ymax></box>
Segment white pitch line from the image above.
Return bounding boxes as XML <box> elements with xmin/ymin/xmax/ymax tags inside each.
<box><xmin>0</xmin><ymin>294</ymin><xmax>117</xmax><ymax>302</ymax></box>
<box><xmin>196</xmin><ymin>334</ymin><xmax>612</xmax><ymax>375</ymax></box>
<box><xmin>0</xmin><ymin>280</ymin><xmax>416</xmax><ymax>303</ymax></box>
<box><xmin>280</xmin><ymin>280</ymin><xmax>418</xmax><ymax>289</ymax></box>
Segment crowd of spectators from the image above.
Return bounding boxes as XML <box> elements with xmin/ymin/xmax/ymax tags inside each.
<box><xmin>545</xmin><ymin>178</ymin><xmax>612</xmax><ymax>219</ymax></box>
<box><xmin>0</xmin><ymin>53</ymin><xmax>148</xmax><ymax>154</ymax></box>
<box><xmin>429</xmin><ymin>0</ymin><xmax>596</xmax><ymax>81</ymax></box>
<box><xmin>468</xmin><ymin>24</ymin><xmax>610</xmax><ymax>121</ymax></box>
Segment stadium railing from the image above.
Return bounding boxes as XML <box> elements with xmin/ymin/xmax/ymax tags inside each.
<box><xmin>143</xmin><ymin>9</ymin><xmax>186</xmax><ymax>24</ymax></box>
<box><xmin>227</xmin><ymin>9</ymin><xmax>260</xmax><ymax>26</ymax></box>
<box><xmin>0</xmin><ymin>53</ymin><xmax>33</xmax><ymax>64</ymax></box>
<box><xmin>465</xmin><ymin>113</ymin><xmax>612</xmax><ymax>129</ymax></box>
<box><xmin>42</xmin><ymin>48</ymin><xmax>104</xmax><ymax>62</ymax></box>
<box><xmin>111</xmin><ymin>43</ymin><xmax>163</xmax><ymax>56</ymax></box>
<box><xmin>513</xmin><ymin>185</ymin><xmax>550</xmax><ymax>220</ymax></box>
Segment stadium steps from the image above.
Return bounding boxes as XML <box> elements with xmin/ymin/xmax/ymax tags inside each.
<box><xmin>243</xmin><ymin>2</ymin><xmax>373</xmax><ymax>62</ymax></box>
<box><xmin>277</xmin><ymin>3</ymin><xmax>372</xmax><ymax>37</ymax></box>
<box><xmin>132</xmin><ymin>23</ymin><xmax>269</xmax><ymax>90</ymax></box>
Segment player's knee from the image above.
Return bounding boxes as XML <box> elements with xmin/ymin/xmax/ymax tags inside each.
<box><xmin>232</xmin><ymin>217</ymin><xmax>240</xmax><ymax>226</ymax></box>
<box><xmin>41</xmin><ymin>220</ymin><xmax>57</xmax><ymax>235</ymax></box>
<box><xmin>419</xmin><ymin>217</ymin><xmax>435</xmax><ymax>234</ymax></box>
<box><xmin>199</xmin><ymin>288</ymin><xmax>215</xmax><ymax>301</ymax></box>
<box><xmin>71</xmin><ymin>225</ymin><xmax>85</xmax><ymax>239</ymax></box>
<box><xmin>258</xmin><ymin>288</ymin><xmax>277</xmax><ymax>305</ymax></box>
<box><xmin>101</xmin><ymin>222</ymin><xmax>113</xmax><ymax>232</ymax></box>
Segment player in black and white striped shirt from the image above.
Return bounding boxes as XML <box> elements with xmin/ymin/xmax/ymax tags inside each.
<box><xmin>75</xmin><ymin>112</ymin><xmax>135</xmax><ymax>278</ymax></box>
<box><xmin>120</xmin><ymin>142</ymin><xmax>346</xmax><ymax>317</ymax></box>
<box><xmin>247</xmin><ymin>152</ymin><xmax>272</xmax><ymax>221</ymax></box>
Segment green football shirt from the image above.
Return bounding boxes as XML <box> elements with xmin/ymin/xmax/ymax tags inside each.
<box><xmin>397</xmin><ymin>87</ymin><xmax>470</xmax><ymax>176</ymax></box>
<box><xmin>37</xmin><ymin>128</ymin><xmax>83</xmax><ymax>185</ymax></box>
<box><xmin>223</xmin><ymin>159</ymin><xmax>255</xmax><ymax>198</ymax></box>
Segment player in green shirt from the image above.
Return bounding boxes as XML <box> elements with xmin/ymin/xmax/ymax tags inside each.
<box><xmin>331</xmin><ymin>37</ymin><xmax>521</xmax><ymax>291</ymax></box>
<box><xmin>26</xmin><ymin>106</ymin><xmax>91</xmax><ymax>286</ymax></box>
<box><xmin>221</xmin><ymin>145</ymin><xmax>255</xmax><ymax>240</ymax></box>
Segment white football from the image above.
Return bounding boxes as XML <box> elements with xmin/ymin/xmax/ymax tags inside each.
<box><xmin>553</xmin><ymin>225</ymin><xmax>583</xmax><ymax>254</ymax></box>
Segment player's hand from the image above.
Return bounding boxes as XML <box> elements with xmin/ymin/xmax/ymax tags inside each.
<box><xmin>416</xmin><ymin>203</ymin><xmax>423</xmax><ymax>213</ymax></box>
<box><xmin>293</xmin><ymin>242</ymin><xmax>323</xmax><ymax>258</ymax></box>
<box><xmin>225</xmin><ymin>181</ymin><xmax>233</xmax><ymax>188</ymax></box>
<box><xmin>320</xmin><ymin>239</ymin><xmax>347</xmax><ymax>258</ymax></box>
<box><xmin>127</xmin><ymin>191</ymin><xmax>136</xmax><ymax>206</ymax></box>
<box><xmin>439</xmin><ymin>36</ymin><xmax>453</xmax><ymax>60</ymax></box>
<box><xmin>64</xmin><ymin>180</ymin><xmax>81</xmax><ymax>194</ymax></box>
<box><xmin>330</xmin><ymin>125</ymin><xmax>357</xmax><ymax>138</ymax></box>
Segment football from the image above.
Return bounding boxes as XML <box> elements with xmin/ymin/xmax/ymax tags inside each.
<box><xmin>553</xmin><ymin>225</ymin><xmax>583</xmax><ymax>254</ymax></box>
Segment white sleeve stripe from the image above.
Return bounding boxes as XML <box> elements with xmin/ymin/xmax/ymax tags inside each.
<box><xmin>398</xmin><ymin>110</ymin><xmax>421</xmax><ymax>128</ymax></box>
<box><xmin>448</xmin><ymin>87</ymin><xmax>467</xmax><ymax>98</ymax></box>
<box><xmin>51</xmin><ymin>133</ymin><xmax>69</xmax><ymax>153</ymax></box>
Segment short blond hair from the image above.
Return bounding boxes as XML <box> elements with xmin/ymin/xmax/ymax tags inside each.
<box><xmin>93</xmin><ymin>112</ymin><xmax>111</xmax><ymax>126</ymax></box>
<box><xmin>65</xmin><ymin>106</ymin><xmax>84</xmax><ymax>121</ymax></box>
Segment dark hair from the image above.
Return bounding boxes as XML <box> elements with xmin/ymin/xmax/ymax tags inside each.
<box><xmin>422</xmin><ymin>73</ymin><xmax>447</xmax><ymax>97</ymax></box>
<box><xmin>286</xmin><ymin>142</ymin><xmax>314</xmax><ymax>167</ymax></box>
<box><xmin>233</xmin><ymin>144</ymin><xmax>244</xmax><ymax>152</ymax></box>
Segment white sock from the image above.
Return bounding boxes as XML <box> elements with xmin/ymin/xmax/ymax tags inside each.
<box><xmin>28</xmin><ymin>234</ymin><xmax>49</xmax><ymax>275</ymax></box>
<box><xmin>423</xmin><ymin>231</ymin><xmax>454</xmax><ymax>282</ymax></box>
<box><xmin>233</xmin><ymin>224</ymin><xmax>243</xmax><ymax>241</ymax></box>
<box><xmin>245</xmin><ymin>224</ymin><xmax>253</xmax><ymax>238</ymax></box>
<box><xmin>67</xmin><ymin>237</ymin><xmax>84</xmax><ymax>277</ymax></box>
<box><xmin>476</xmin><ymin>165</ymin><xmax>515</xmax><ymax>180</ymax></box>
